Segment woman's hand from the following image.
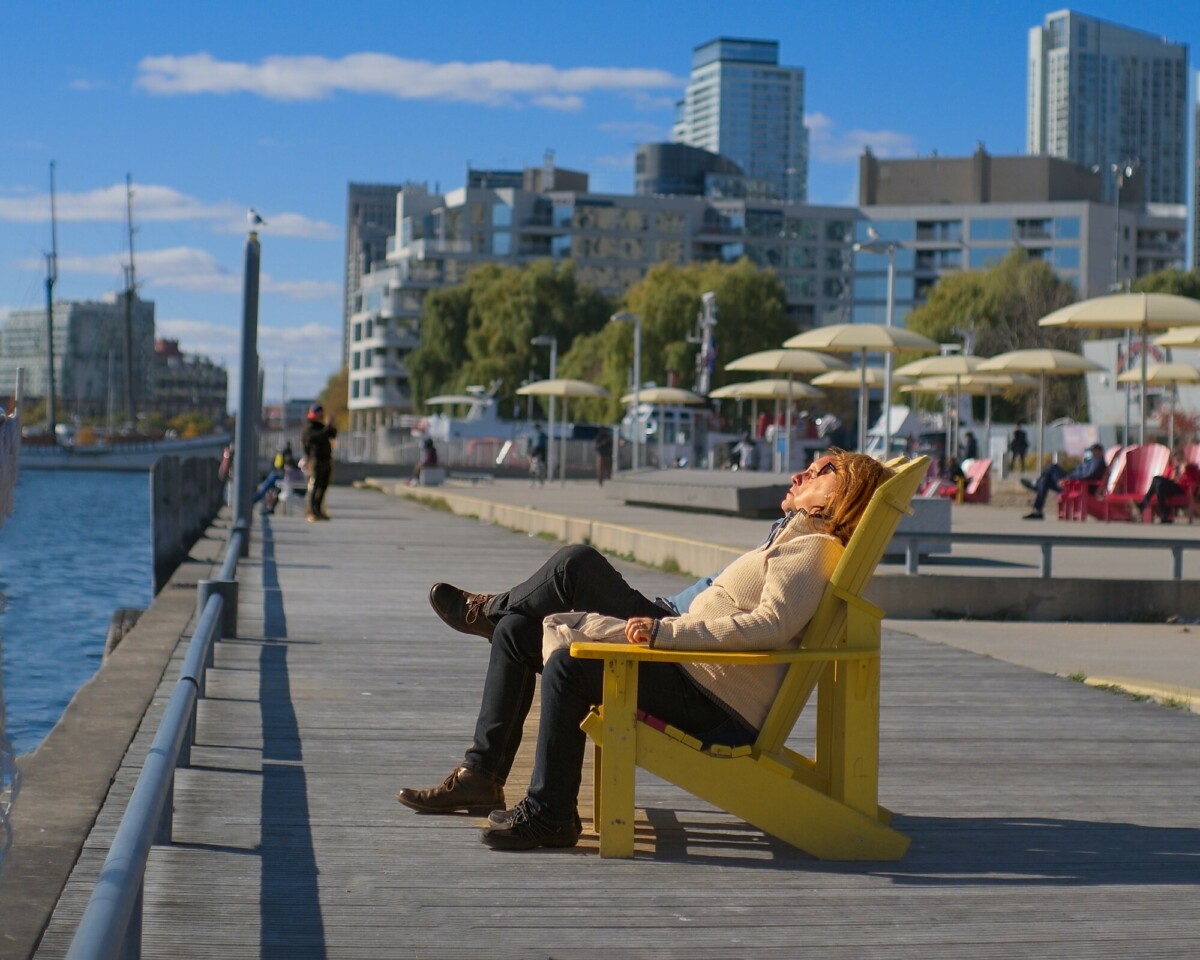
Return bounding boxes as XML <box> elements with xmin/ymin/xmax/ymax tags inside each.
<box><xmin>625</xmin><ymin>617</ymin><xmax>655</xmax><ymax>645</ymax></box>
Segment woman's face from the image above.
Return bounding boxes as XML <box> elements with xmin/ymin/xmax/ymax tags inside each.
<box><xmin>782</xmin><ymin>454</ymin><xmax>841</xmax><ymax>514</ymax></box>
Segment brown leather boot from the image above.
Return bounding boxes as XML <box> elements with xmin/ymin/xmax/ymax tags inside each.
<box><xmin>396</xmin><ymin>766</ymin><xmax>504</xmax><ymax>814</ymax></box>
<box><xmin>428</xmin><ymin>583</ymin><xmax>497</xmax><ymax>639</ymax></box>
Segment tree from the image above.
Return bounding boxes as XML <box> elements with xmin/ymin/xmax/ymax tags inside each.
<box><xmin>405</xmin><ymin>260</ymin><xmax>614</xmax><ymax>415</ymax></box>
<box><xmin>904</xmin><ymin>250</ymin><xmax>1085</xmax><ymax>421</ymax></box>
<box><xmin>317</xmin><ymin>365</ymin><xmax>349</xmax><ymax>427</ymax></box>
<box><xmin>1132</xmin><ymin>268</ymin><xmax>1200</xmax><ymax>300</ymax></box>
<box><xmin>560</xmin><ymin>259</ymin><xmax>793</xmax><ymax>423</ymax></box>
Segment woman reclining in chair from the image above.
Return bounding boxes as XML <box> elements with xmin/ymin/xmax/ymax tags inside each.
<box><xmin>397</xmin><ymin>449</ymin><xmax>897</xmax><ymax>850</ymax></box>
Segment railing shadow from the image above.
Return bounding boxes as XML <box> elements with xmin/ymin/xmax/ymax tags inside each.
<box><xmin>258</xmin><ymin>516</ymin><xmax>326</xmax><ymax>959</ymax></box>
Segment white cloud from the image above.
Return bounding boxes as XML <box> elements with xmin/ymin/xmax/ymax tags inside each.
<box><xmin>157</xmin><ymin>317</ymin><xmax>341</xmax><ymax>400</ymax></box>
<box><xmin>135</xmin><ymin>52</ymin><xmax>683</xmax><ymax>109</ymax></box>
<box><xmin>807</xmin><ymin>112</ymin><xmax>917</xmax><ymax>164</ymax></box>
<box><xmin>0</xmin><ymin>182</ymin><xmax>338</xmax><ymax>239</ymax></box>
<box><xmin>49</xmin><ymin>246</ymin><xmax>337</xmax><ymax>302</ymax></box>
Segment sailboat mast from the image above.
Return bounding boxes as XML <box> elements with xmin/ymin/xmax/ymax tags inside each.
<box><xmin>44</xmin><ymin>162</ymin><xmax>59</xmax><ymax>439</ymax></box>
<box><xmin>122</xmin><ymin>173</ymin><xmax>136</xmax><ymax>426</ymax></box>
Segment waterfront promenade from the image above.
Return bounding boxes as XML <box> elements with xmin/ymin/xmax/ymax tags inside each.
<box><xmin>12</xmin><ymin>480</ymin><xmax>1200</xmax><ymax>958</ymax></box>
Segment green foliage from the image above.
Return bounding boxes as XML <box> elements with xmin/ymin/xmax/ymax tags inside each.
<box><xmin>317</xmin><ymin>365</ymin><xmax>349</xmax><ymax>427</ymax></box>
<box><xmin>904</xmin><ymin>250</ymin><xmax>1086</xmax><ymax>422</ymax></box>
<box><xmin>405</xmin><ymin>260</ymin><xmax>613</xmax><ymax>417</ymax></box>
<box><xmin>562</xmin><ymin>259</ymin><xmax>792</xmax><ymax>422</ymax></box>
<box><xmin>1131</xmin><ymin>268</ymin><xmax>1200</xmax><ymax>299</ymax></box>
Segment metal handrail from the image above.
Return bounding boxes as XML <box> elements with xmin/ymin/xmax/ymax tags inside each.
<box><xmin>65</xmin><ymin>524</ymin><xmax>245</xmax><ymax>959</ymax></box>
<box><xmin>897</xmin><ymin>531</ymin><xmax>1199</xmax><ymax>580</ymax></box>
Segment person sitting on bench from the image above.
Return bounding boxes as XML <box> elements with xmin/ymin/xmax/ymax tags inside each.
<box><xmin>396</xmin><ymin>450</ymin><xmax>897</xmax><ymax>851</ymax></box>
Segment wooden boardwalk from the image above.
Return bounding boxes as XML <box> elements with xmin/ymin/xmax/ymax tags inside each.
<box><xmin>35</xmin><ymin>487</ymin><xmax>1200</xmax><ymax>959</ymax></box>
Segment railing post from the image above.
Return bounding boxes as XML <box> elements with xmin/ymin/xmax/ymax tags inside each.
<box><xmin>197</xmin><ymin>578</ymin><xmax>238</xmax><ymax>648</ymax></box>
<box><xmin>1040</xmin><ymin>543</ymin><xmax>1053</xmax><ymax>579</ymax></box>
<box><xmin>120</xmin><ymin>885</ymin><xmax>143</xmax><ymax>960</ymax></box>
<box><xmin>905</xmin><ymin>539</ymin><xmax>919</xmax><ymax>575</ymax></box>
<box><xmin>1172</xmin><ymin>546</ymin><xmax>1183</xmax><ymax>581</ymax></box>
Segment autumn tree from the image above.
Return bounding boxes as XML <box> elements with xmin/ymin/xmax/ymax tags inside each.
<box><xmin>317</xmin><ymin>365</ymin><xmax>349</xmax><ymax>426</ymax></box>
<box><xmin>904</xmin><ymin>250</ymin><xmax>1085</xmax><ymax>421</ymax></box>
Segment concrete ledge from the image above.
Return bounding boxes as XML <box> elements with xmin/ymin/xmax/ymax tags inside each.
<box><xmin>371</xmin><ymin>479</ymin><xmax>1197</xmax><ymax>625</ymax></box>
<box><xmin>371</xmin><ymin>480</ymin><xmax>742</xmax><ymax>577</ymax></box>
<box><xmin>0</xmin><ymin>515</ymin><xmax>229</xmax><ymax>960</ymax></box>
<box><xmin>605</xmin><ymin>472</ymin><xmax>785</xmax><ymax>518</ymax></box>
<box><xmin>868</xmin><ymin>574</ymin><xmax>1200</xmax><ymax>622</ymax></box>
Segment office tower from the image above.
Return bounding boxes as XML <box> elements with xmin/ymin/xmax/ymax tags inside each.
<box><xmin>1195</xmin><ymin>72</ymin><xmax>1200</xmax><ymax>269</ymax></box>
<box><xmin>1027</xmin><ymin>10</ymin><xmax>1188</xmax><ymax>205</ymax></box>
<box><xmin>672</xmin><ymin>38</ymin><xmax>808</xmax><ymax>203</ymax></box>
<box><xmin>344</xmin><ymin>183</ymin><xmax>403</xmax><ymax>365</ymax></box>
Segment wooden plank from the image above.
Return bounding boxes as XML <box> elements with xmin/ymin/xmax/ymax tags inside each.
<box><xmin>32</xmin><ymin>487</ymin><xmax>1200</xmax><ymax>959</ymax></box>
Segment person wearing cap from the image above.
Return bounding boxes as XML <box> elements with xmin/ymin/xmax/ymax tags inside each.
<box><xmin>1021</xmin><ymin>442</ymin><xmax>1107</xmax><ymax>520</ymax></box>
<box><xmin>301</xmin><ymin>403</ymin><xmax>337</xmax><ymax>522</ymax></box>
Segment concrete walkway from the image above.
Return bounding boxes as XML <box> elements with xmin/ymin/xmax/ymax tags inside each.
<box><xmin>26</xmin><ymin>485</ymin><xmax>1200</xmax><ymax>959</ymax></box>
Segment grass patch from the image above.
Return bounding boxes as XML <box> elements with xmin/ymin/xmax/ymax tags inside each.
<box><xmin>659</xmin><ymin>557</ymin><xmax>681</xmax><ymax>574</ymax></box>
<box><xmin>534</xmin><ymin>531</ymin><xmax>559</xmax><ymax>542</ymax></box>
<box><xmin>1066</xmin><ymin>671</ymin><xmax>1087</xmax><ymax>683</ymax></box>
<box><xmin>405</xmin><ymin>493</ymin><xmax>453</xmax><ymax>513</ymax></box>
<box><xmin>1092</xmin><ymin>682</ymin><xmax>1153</xmax><ymax>703</ymax></box>
<box><xmin>1160</xmin><ymin>694</ymin><xmax>1192</xmax><ymax>711</ymax></box>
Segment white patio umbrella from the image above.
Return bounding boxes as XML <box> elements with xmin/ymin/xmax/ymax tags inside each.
<box><xmin>977</xmin><ymin>349</ymin><xmax>1106</xmax><ymax>469</ymax></box>
<box><xmin>710</xmin><ymin>379</ymin><xmax>826</xmax><ymax>466</ymax></box>
<box><xmin>784</xmin><ymin>324</ymin><xmax>938</xmax><ymax>453</ymax></box>
<box><xmin>620</xmin><ymin>386</ymin><xmax>706</xmax><ymax>469</ymax></box>
<box><xmin>1115</xmin><ymin>361</ymin><xmax>1200</xmax><ymax>451</ymax></box>
<box><xmin>1039</xmin><ymin>293</ymin><xmax>1200</xmax><ymax>444</ymax></box>
<box><xmin>725</xmin><ymin>349</ymin><xmax>847</xmax><ymax>471</ymax></box>
<box><xmin>903</xmin><ymin>372</ymin><xmax>1037</xmax><ymax>457</ymax></box>
<box><xmin>516</xmin><ymin>379</ymin><xmax>610</xmax><ymax>483</ymax></box>
<box><xmin>1154</xmin><ymin>326</ymin><xmax>1200</xmax><ymax>349</ymax></box>
<box><xmin>894</xmin><ymin>355</ymin><xmax>990</xmax><ymax>458</ymax></box>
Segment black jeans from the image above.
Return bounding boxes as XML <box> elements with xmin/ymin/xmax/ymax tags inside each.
<box><xmin>308</xmin><ymin>460</ymin><xmax>331</xmax><ymax>516</ymax></box>
<box><xmin>461</xmin><ymin>544</ymin><xmax>751</xmax><ymax>820</ymax></box>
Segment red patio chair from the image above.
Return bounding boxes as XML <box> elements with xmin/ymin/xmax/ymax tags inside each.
<box><xmin>938</xmin><ymin>457</ymin><xmax>992</xmax><ymax>503</ymax></box>
<box><xmin>1088</xmin><ymin>443</ymin><xmax>1170</xmax><ymax>522</ymax></box>
<box><xmin>1142</xmin><ymin>460</ymin><xmax>1200</xmax><ymax>524</ymax></box>
<box><xmin>1058</xmin><ymin>447</ymin><xmax>1126</xmax><ymax>521</ymax></box>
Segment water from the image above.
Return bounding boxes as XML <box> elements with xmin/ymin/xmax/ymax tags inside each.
<box><xmin>0</xmin><ymin>471</ymin><xmax>151</xmax><ymax>756</ymax></box>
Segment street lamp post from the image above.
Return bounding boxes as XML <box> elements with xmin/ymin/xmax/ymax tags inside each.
<box><xmin>1111</xmin><ymin>162</ymin><xmax>1135</xmax><ymax>444</ymax></box>
<box><xmin>610</xmin><ymin>311</ymin><xmax>642</xmax><ymax>470</ymax></box>
<box><xmin>852</xmin><ymin>235</ymin><xmax>898</xmax><ymax>456</ymax></box>
<box><xmin>530</xmin><ymin>335</ymin><xmax>558</xmax><ymax>480</ymax></box>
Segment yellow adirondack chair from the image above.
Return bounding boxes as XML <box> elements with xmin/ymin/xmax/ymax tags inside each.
<box><xmin>571</xmin><ymin>456</ymin><xmax>928</xmax><ymax>859</ymax></box>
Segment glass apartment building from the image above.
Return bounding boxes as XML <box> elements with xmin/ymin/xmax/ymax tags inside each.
<box><xmin>1027</xmin><ymin>10</ymin><xmax>1188</xmax><ymax>205</ymax></box>
<box><xmin>672</xmin><ymin>38</ymin><xmax>808</xmax><ymax>203</ymax></box>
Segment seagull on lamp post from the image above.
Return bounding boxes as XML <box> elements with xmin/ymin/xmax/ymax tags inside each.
<box><xmin>247</xmin><ymin>208</ymin><xmax>266</xmax><ymax>227</ymax></box>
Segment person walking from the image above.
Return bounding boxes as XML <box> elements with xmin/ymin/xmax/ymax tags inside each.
<box><xmin>1009</xmin><ymin>421</ymin><xmax>1029</xmax><ymax>472</ymax></box>
<box><xmin>594</xmin><ymin>427</ymin><xmax>613</xmax><ymax>485</ymax></box>
<box><xmin>302</xmin><ymin>404</ymin><xmax>337</xmax><ymax>522</ymax></box>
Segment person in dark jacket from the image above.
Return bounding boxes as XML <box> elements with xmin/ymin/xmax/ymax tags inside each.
<box><xmin>302</xmin><ymin>404</ymin><xmax>337</xmax><ymax>522</ymax></box>
<box><xmin>1021</xmin><ymin>443</ymin><xmax>1106</xmax><ymax>519</ymax></box>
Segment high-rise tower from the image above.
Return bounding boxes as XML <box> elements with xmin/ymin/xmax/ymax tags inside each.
<box><xmin>672</xmin><ymin>38</ymin><xmax>808</xmax><ymax>203</ymax></box>
<box><xmin>1027</xmin><ymin>10</ymin><xmax>1187</xmax><ymax>205</ymax></box>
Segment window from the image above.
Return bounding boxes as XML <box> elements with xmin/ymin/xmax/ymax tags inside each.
<box><xmin>970</xmin><ymin>219</ymin><xmax>1011</xmax><ymax>241</ymax></box>
<box><xmin>855</xmin><ymin>221</ymin><xmax>913</xmax><ymax>242</ymax></box>
<box><xmin>492</xmin><ymin>203</ymin><xmax>512</xmax><ymax>228</ymax></box>
<box><xmin>788</xmin><ymin>246</ymin><xmax>816</xmax><ymax>270</ymax></box>
<box><xmin>551</xmin><ymin>235</ymin><xmax>572</xmax><ymax>258</ymax></box>
<box><xmin>493</xmin><ymin>232</ymin><xmax>512</xmax><ymax>256</ymax></box>
<box><xmin>1052</xmin><ymin>246</ymin><xmax>1080</xmax><ymax>269</ymax></box>
<box><xmin>352</xmin><ymin>351</ymin><xmax>361</xmax><ymax>371</ymax></box>
<box><xmin>915</xmin><ymin>220</ymin><xmax>962</xmax><ymax>242</ymax></box>
<box><xmin>1054</xmin><ymin>217</ymin><xmax>1080</xmax><ymax>239</ymax></box>
<box><xmin>353</xmin><ymin>322</ymin><xmax>362</xmax><ymax>342</ymax></box>
<box><xmin>824</xmin><ymin>220</ymin><xmax>852</xmax><ymax>242</ymax></box>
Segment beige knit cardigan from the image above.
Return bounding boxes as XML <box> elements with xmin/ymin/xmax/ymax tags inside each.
<box><xmin>543</xmin><ymin>515</ymin><xmax>843</xmax><ymax>730</ymax></box>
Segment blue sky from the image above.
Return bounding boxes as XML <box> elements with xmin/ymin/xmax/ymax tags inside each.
<box><xmin>1</xmin><ymin>0</ymin><xmax>1196</xmax><ymax>402</ymax></box>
